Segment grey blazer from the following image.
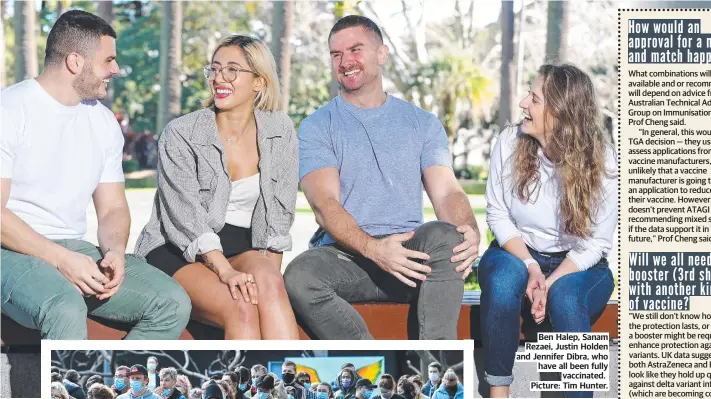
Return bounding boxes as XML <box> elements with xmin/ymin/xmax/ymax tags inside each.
<box><xmin>134</xmin><ymin>106</ymin><xmax>298</xmax><ymax>263</ymax></box>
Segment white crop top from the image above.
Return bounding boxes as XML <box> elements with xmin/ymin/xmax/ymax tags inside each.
<box><xmin>225</xmin><ymin>173</ymin><xmax>260</xmax><ymax>228</ymax></box>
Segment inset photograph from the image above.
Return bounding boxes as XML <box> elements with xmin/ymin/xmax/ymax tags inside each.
<box><xmin>48</xmin><ymin>348</ymin><xmax>467</xmax><ymax>399</ymax></box>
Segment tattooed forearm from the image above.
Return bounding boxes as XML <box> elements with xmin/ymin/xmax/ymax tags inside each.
<box><xmin>201</xmin><ymin>255</ymin><xmax>217</xmax><ymax>273</ymax></box>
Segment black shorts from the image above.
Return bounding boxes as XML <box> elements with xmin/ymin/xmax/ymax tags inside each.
<box><xmin>145</xmin><ymin>224</ymin><xmax>252</xmax><ymax>277</ymax></box>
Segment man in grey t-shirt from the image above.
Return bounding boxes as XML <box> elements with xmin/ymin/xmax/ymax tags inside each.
<box><xmin>284</xmin><ymin>15</ymin><xmax>481</xmax><ymax>339</ymax></box>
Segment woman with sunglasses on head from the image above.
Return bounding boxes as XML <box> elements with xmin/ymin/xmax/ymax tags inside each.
<box><xmin>135</xmin><ymin>35</ymin><xmax>299</xmax><ymax>339</ymax></box>
<box><xmin>478</xmin><ymin>63</ymin><xmax>617</xmax><ymax>398</ymax></box>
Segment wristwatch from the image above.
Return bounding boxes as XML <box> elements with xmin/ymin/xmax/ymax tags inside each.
<box><xmin>522</xmin><ymin>258</ymin><xmax>539</xmax><ymax>269</ymax></box>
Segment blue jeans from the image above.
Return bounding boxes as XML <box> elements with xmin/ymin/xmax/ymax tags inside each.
<box><xmin>478</xmin><ymin>241</ymin><xmax>614</xmax><ymax>398</ymax></box>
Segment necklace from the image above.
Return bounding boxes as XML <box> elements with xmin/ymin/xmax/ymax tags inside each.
<box><xmin>222</xmin><ymin>119</ymin><xmax>254</xmax><ymax>145</ymax></box>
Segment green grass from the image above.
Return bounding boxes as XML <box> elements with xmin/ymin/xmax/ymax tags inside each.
<box><xmin>124</xmin><ymin>176</ymin><xmax>489</xmax><ymax>192</ymax></box>
<box><xmin>460</xmin><ymin>181</ymin><xmax>487</xmax><ymax>195</ymax></box>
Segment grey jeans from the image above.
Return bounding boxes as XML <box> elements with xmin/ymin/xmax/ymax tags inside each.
<box><xmin>284</xmin><ymin>221</ymin><xmax>465</xmax><ymax>339</ymax></box>
<box><xmin>1</xmin><ymin>239</ymin><xmax>192</xmax><ymax>340</ymax></box>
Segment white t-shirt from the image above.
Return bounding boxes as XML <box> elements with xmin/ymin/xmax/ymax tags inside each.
<box><xmin>485</xmin><ymin>126</ymin><xmax>619</xmax><ymax>271</ymax></box>
<box><xmin>0</xmin><ymin>79</ymin><xmax>125</xmax><ymax>240</ymax></box>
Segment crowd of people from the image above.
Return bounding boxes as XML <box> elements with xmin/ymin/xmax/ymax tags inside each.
<box><xmin>50</xmin><ymin>360</ymin><xmax>463</xmax><ymax>399</ymax></box>
<box><xmin>116</xmin><ymin>112</ymin><xmax>158</xmax><ymax>171</ymax></box>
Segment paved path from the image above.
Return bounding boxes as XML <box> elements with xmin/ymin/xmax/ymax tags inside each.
<box><xmin>85</xmin><ymin>190</ymin><xmax>618</xmax><ymax>274</ymax></box>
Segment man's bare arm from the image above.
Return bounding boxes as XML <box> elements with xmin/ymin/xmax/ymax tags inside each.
<box><xmin>301</xmin><ymin>168</ymin><xmax>431</xmax><ymax>287</ymax></box>
<box><xmin>301</xmin><ymin>168</ymin><xmax>375</xmax><ymax>256</ymax></box>
<box><xmin>423</xmin><ymin>166</ymin><xmax>481</xmax><ymax>277</ymax></box>
<box><xmin>92</xmin><ymin>182</ymin><xmax>130</xmax><ymax>255</ymax></box>
<box><xmin>422</xmin><ymin>166</ymin><xmax>478</xmax><ymax>230</ymax></box>
<box><xmin>1</xmin><ymin>178</ymin><xmax>109</xmax><ymax>294</ymax></box>
<box><xmin>0</xmin><ymin>178</ymin><xmax>72</xmax><ymax>265</ymax></box>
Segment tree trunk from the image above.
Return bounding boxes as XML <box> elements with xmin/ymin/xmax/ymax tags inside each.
<box><xmin>545</xmin><ymin>1</ymin><xmax>568</xmax><ymax>63</ymax></box>
<box><xmin>498</xmin><ymin>0</ymin><xmax>515</xmax><ymax>130</ymax></box>
<box><xmin>57</xmin><ymin>0</ymin><xmax>66</xmax><ymax>17</ymax></box>
<box><xmin>14</xmin><ymin>0</ymin><xmax>38</xmax><ymax>82</ymax></box>
<box><xmin>271</xmin><ymin>0</ymin><xmax>293</xmax><ymax>111</ymax></box>
<box><xmin>514</xmin><ymin>0</ymin><xmax>526</xmax><ymax>101</ymax></box>
<box><xmin>97</xmin><ymin>0</ymin><xmax>114</xmax><ymax>110</ymax></box>
<box><xmin>156</xmin><ymin>1</ymin><xmax>182</xmax><ymax>136</ymax></box>
<box><xmin>134</xmin><ymin>0</ymin><xmax>142</xmax><ymax>18</ymax></box>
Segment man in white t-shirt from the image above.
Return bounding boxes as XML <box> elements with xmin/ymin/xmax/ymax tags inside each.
<box><xmin>0</xmin><ymin>10</ymin><xmax>191</xmax><ymax>339</ymax></box>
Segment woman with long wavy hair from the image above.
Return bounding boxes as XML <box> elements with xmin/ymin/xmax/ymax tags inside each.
<box><xmin>479</xmin><ymin>63</ymin><xmax>617</xmax><ymax>398</ymax></box>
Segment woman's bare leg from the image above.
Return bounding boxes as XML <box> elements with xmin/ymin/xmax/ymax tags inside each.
<box><xmin>173</xmin><ymin>262</ymin><xmax>261</xmax><ymax>339</ymax></box>
<box><xmin>228</xmin><ymin>250</ymin><xmax>299</xmax><ymax>339</ymax></box>
<box><xmin>490</xmin><ymin>386</ymin><xmax>510</xmax><ymax>398</ymax></box>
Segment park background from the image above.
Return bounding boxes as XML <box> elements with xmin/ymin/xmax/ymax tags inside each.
<box><xmin>7</xmin><ymin>0</ymin><xmax>690</xmax><ymax>291</ymax></box>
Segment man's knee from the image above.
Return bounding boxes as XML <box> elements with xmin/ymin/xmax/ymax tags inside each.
<box><xmin>414</xmin><ymin>222</ymin><xmax>464</xmax><ymax>281</ymax></box>
<box><xmin>39</xmin><ymin>291</ymin><xmax>88</xmax><ymax>339</ymax></box>
<box><xmin>284</xmin><ymin>250</ymin><xmax>324</xmax><ymax>294</ymax></box>
<box><xmin>284</xmin><ymin>249</ymin><xmax>333</xmax><ymax>308</ymax></box>
<box><xmin>283</xmin><ymin>254</ymin><xmax>309</xmax><ymax>299</ymax></box>
<box><xmin>416</xmin><ymin>221</ymin><xmax>463</xmax><ymax>249</ymax></box>
<box><xmin>150</xmin><ymin>281</ymin><xmax>192</xmax><ymax>328</ymax></box>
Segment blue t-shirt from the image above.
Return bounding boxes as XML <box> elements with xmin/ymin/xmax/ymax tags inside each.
<box><xmin>298</xmin><ymin>94</ymin><xmax>451</xmax><ymax>246</ymax></box>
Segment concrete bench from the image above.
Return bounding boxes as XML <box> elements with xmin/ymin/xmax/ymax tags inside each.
<box><xmin>1</xmin><ymin>297</ymin><xmax>617</xmax><ymax>343</ymax></box>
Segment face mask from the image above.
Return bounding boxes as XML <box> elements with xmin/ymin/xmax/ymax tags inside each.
<box><xmin>317</xmin><ymin>393</ymin><xmax>329</xmax><ymax>399</ymax></box>
<box><xmin>341</xmin><ymin>378</ymin><xmax>351</xmax><ymax>389</ymax></box>
<box><xmin>147</xmin><ymin>363</ymin><xmax>157</xmax><ymax>372</ymax></box>
<box><xmin>364</xmin><ymin>389</ymin><xmax>373</xmax><ymax>399</ymax></box>
<box><xmin>115</xmin><ymin>378</ymin><xmax>127</xmax><ymax>391</ymax></box>
<box><xmin>429</xmin><ymin>373</ymin><xmax>439</xmax><ymax>383</ymax></box>
<box><xmin>163</xmin><ymin>388</ymin><xmax>172</xmax><ymax>397</ymax></box>
<box><xmin>446</xmin><ymin>385</ymin><xmax>457</xmax><ymax>393</ymax></box>
<box><xmin>131</xmin><ymin>380</ymin><xmax>144</xmax><ymax>394</ymax></box>
<box><xmin>253</xmin><ymin>378</ymin><xmax>258</xmax><ymax>387</ymax></box>
<box><xmin>282</xmin><ymin>372</ymin><xmax>295</xmax><ymax>384</ymax></box>
<box><xmin>239</xmin><ymin>383</ymin><xmax>248</xmax><ymax>392</ymax></box>
<box><xmin>380</xmin><ymin>391</ymin><xmax>393</xmax><ymax>399</ymax></box>
<box><xmin>288</xmin><ymin>395</ymin><xmax>295</xmax><ymax>399</ymax></box>
<box><xmin>302</xmin><ymin>382</ymin><xmax>311</xmax><ymax>389</ymax></box>
<box><xmin>258</xmin><ymin>392</ymin><xmax>270</xmax><ymax>399</ymax></box>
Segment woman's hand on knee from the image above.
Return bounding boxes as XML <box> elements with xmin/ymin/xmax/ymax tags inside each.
<box><xmin>525</xmin><ymin>264</ymin><xmax>545</xmax><ymax>302</ymax></box>
<box><xmin>218</xmin><ymin>269</ymin><xmax>258</xmax><ymax>305</ymax></box>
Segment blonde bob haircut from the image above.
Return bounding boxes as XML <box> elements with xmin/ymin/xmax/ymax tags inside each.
<box><xmin>204</xmin><ymin>34</ymin><xmax>281</xmax><ymax>112</ymax></box>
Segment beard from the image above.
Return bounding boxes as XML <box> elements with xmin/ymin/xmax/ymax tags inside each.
<box><xmin>337</xmin><ymin>64</ymin><xmax>369</xmax><ymax>93</ymax></box>
<box><xmin>73</xmin><ymin>64</ymin><xmax>107</xmax><ymax>101</ymax></box>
